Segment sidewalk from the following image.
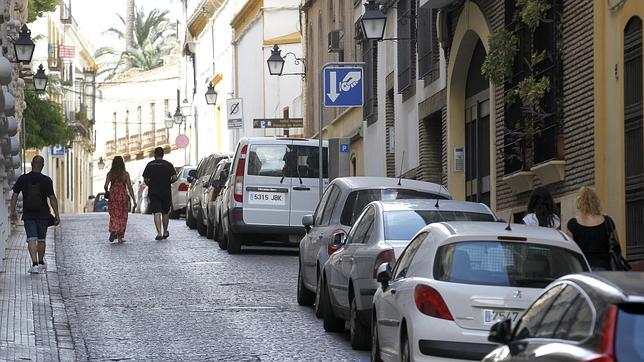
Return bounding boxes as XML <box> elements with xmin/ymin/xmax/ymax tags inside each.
<box><xmin>0</xmin><ymin>226</ymin><xmax>75</xmax><ymax>361</ymax></box>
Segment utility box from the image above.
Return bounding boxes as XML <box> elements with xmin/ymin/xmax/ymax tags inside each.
<box><xmin>328</xmin><ymin>138</ymin><xmax>351</xmax><ymax>181</ymax></box>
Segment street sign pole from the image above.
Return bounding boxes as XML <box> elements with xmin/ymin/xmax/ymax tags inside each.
<box><xmin>318</xmin><ymin>62</ymin><xmax>365</xmax><ymax>199</ymax></box>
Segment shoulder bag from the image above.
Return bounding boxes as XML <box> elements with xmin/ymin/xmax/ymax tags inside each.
<box><xmin>604</xmin><ymin>215</ymin><xmax>632</xmax><ymax>271</ymax></box>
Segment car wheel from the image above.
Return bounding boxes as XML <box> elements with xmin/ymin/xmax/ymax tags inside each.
<box><xmin>227</xmin><ymin>230</ymin><xmax>242</xmax><ymax>254</ymax></box>
<box><xmin>314</xmin><ymin>270</ymin><xmax>323</xmax><ymax>318</ymax></box>
<box><xmin>185</xmin><ymin>204</ymin><xmax>197</xmax><ymax>229</ymax></box>
<box><xmin>350</xmin><ymin>294</ymin><xmax>371</xmax><ymax>350</ymax></box>
<box><xmin>206</xmin><ymin>216</ymin><xmax>215</xmax><ymax>239</ymax></box>
<box><xmin>371</xmin><ymin>312</ymin><xmax>382</xmax><ymax>362</ymax></box>
<box><xmin>297</xmin><ymin>261</ymin><xmax>315</xmax><ymax>306</ymax></box>
<box><xmin>196</xmin><ymin>209</ymin><xmax>207</xmax><ymax>236</ymax></box>
<box><xmin>321</xmin><ymin>277</ymin><xmax>344</xmax><ymax>332</ymax></box>
<box><xmin>401</xmin><ymin>328</ymin><xmax>411</xmax><ymax>362</ymax></box>
<box><xmin>217</xmin><ymin>222</ymin><xmax>227</xmax><ymax>250</ymax></box>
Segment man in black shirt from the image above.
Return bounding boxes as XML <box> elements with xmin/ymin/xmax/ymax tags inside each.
<box><xmin>143</xmin><ymin>147</ymin><xmax>177</xmax><ymax>240</ymax></box>
<box><xmin>10</xmin><ymin>155</ymin><xmax>60</xmax><ymax>274</ymax></box>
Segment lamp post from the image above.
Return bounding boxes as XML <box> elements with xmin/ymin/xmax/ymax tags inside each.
<box><xmin>97</xmin><ymin>157</ymin><xmax>105</xmax><ymax>170</ymax></box>
<box><xmin>360</xmin><ymin>0</ymin><xmax>388</xmax><ymax>41</ymax></box>
<box><xmin>13</xmin><ymin>25</ymin><xmax>36</xmax><ymax>63</ymax></box>
<box><xmin>266</xmin><ymin>44</ymin><xmax>305</xmax><ymax>77</ymax></box>
<box><xmin>33</xmin><ymin>64</ymin><xmax>48</xmax><ymax>91</ymax></box>
<box><xmin>205</xmin><ymin>83</ymin><xmax>218</xmax><ymax>105</ymax></box>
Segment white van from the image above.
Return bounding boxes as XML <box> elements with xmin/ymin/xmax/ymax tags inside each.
<box><xmin>219</xmin><ymin>137</ymin><xmax>329</xmax><ymax>254</ymax></box>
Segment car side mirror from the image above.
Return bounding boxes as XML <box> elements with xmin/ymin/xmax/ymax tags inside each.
<box><xmin>302</xmin><ymin>214</ymin><xmax>314</xmax><ymax>227</ymax></box>
<box><xmin>376</xmin><ymin>263</ymin><xmax>392</xmax><ymax>288</ymax></box>
<box><xmin>488</xmin><ymin>319</ymin><xmax>513</xmax><ymax>345</ymax></box>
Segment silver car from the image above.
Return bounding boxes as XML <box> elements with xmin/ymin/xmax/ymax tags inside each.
<box><xmin>298</xmin><ymin>177</ymin><xmax>451</xmax><ymax>315</ymax></box>
<box><xmin>170</xmin><ymin>165</ymin><xmax>196</xmax><ymax>219</ymax></box>
<box><xmin>319</xmin><ymin>200</ymin><xmax>497</xmax><ymax>350</ymax></box>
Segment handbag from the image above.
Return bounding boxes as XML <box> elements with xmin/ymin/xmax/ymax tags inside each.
<box><xmin>604</xmin><ymin>215</ymin><xmax>632</xmax><ymax>271</ymax></box>
<box><xmin>104</xmin><ymin>191</ymin><xmax>110</xmax><ymax>200</ymax></box>
<box><xmin>47</xmin><ymin>214</ymin><xmax>56</xmax><ymax>227</ymax></box>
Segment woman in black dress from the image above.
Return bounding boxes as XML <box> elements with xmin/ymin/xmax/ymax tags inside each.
<box><xmin>566</xmin><ymin>186</ymin><xmax>617</xmax><ymax>270</ymax></box>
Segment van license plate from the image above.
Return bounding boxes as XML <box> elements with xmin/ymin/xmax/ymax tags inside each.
<box><xmin>483</xmin><ymin>309</ymin><xmax>520</xmax><ymax>325</ymax></box>
<box><xmin>247</xmin><ymin>192</ymin><xmax>286</xmax><ymax>206</ymax></box>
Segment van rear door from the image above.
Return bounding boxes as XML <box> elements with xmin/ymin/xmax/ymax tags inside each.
<box><xmin>243</xmin><ymin>142</ymin><xmax>292</xmax><ymax>226</ymax></box>
<box><xmin>288</xmin><ymin>143</ymin><xmax>328</xmax><ymax>227</ymax></box>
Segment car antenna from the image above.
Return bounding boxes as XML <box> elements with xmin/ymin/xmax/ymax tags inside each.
<box><xmin>397</xmin><ymin>151</ymin><xmax>405</xmax><ymax>186</ymax></box>
<box><xmin>505</xmin><ymin>209</ymin><xmax>513</xmax><ymax>231</ymax></box>
<box><xmin>435</xmin><ymin>184</ymin><xmax>448</xmax><ymax>208</ymax></box>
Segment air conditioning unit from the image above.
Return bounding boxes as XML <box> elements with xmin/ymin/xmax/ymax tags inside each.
<box><xmin>328</xmin><ymin>30</ymin><xmax>344</xmax><ymax>53</ymax></box>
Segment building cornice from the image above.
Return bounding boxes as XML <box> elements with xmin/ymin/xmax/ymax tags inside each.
<box><xmin>231</xmin><ymin>0</ymin><xmax>263</xmax><ymax>35</ymax></box>
<box><xmin>187</xmin><ymin>0</ymin><xmax>227</xmax><ymax>38</ymax></box>
<box><xmin>263</xmin><ymin>31</ymin><xmax>301</xmax><ymax>46</ymax></box>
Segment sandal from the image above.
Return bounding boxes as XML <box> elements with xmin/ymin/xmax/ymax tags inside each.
<box><xmin>155</xmin><ymin>235</ymin><xmax>163</xmax><ymax>241</ymax></box>
<box><xmin>163</xmin><ymin>232</ymin><xmax>169</xmax><ymax>239</ymax></box>
<box><xmin>109</xmin><ymin>232</ymin><xmax>116</xmax><ymax>242</ymax></box>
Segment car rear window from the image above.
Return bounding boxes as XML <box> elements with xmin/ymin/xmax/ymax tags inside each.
<box><xmin>247</xmin><ymin>145</ymin><xmax>328</xmax><ymax>178</ymax></box>
<box><xmin>616</xmin><ymin>304</ymin><xmax>644</xmax><ymax>361</ymax></box>
<box><xmin>340</xmin><ymin>189</ymin><xmax>449</xmax><ymax>226</ymax></box>
<box><xmin>383</xmin><ymin>210</ymin><xmax>495</xmax><ymax>240</ymax></box>
<box><xmin>433</xmin><ymin>241</ymin><xmax>588</xmax><ymax>288</ymax></box>
<box><xmin>180</xmin><ymin>167</ymin><xmax>195</xmax><ymax>178</ymax></box>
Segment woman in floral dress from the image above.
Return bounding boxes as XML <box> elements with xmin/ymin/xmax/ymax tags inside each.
<box><xmin>104</xmin><ymin>156</ymin><xmax>136</xmax><ymax>243</ymax></box>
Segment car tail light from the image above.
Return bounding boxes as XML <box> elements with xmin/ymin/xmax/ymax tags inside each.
<box><xmin>234</xmin><ymin>145</ymin><xmax>247</xmax><ymax>203</ymax></box>
<box><xmin>585</xmin><ymin>305</ymin><xmax>617</xmax><ymax>362</ymax></box>
<box><xmin>373</xmin><ymin>249</ymin><xmax>395</xmax><ymax>277</ymax></box>
<box><xmin>414</xmin><ymin>284</ymin><xmax>453</xmax><ymax>320</ymax></box>
<box><xmin>327</xmin><ymin>229</ymin><xmax>346</xmax><ymax>255</ymax></box>
<box><xmin>178</xmin><ymin>182</ymin><xmax>189</xmax><ymax>192</ymax></box>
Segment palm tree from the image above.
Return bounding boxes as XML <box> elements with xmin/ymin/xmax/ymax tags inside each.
<box><xmin>95</xmin><ymin>6</ymin><xmax>177</xmax><ymax>78</ymax></box>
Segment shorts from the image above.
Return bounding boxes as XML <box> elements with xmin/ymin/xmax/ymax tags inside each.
<box><xmin>24</xmin><ymin>219</ymin><xmax>48</xmax><ymax>242</ymax></box>
<box><xmin>149</xmin><ymin>192</ymin><xmax>172</xmax><ymax>214</ymax></box>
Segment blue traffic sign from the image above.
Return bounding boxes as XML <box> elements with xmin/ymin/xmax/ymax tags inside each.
<box><xmin>51</xmin><ymin>145</ymin><xmax>65</xmax><ymax>157</ymax></box>
<box><xmin>340</xmin><ymin>144</ymin><xmax>350</xmax><ymax>153</ymax></box>
<box><xmin>324</xmin><ymin>67</ymin><xmax>364</xmax><ymax>108</ymax></box>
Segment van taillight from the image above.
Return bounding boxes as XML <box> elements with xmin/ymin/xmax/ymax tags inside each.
<box><xmin>414</xmin><ymin>284</ymin><xmax>453</xmax><ymax>320</ymax></box>
<box><xmin>586</xmin><ymin>305</ymin><xmax>617</xmax><ymax>362</ymax></box>
<box><xmin>178</xmin><ymin>183</ymin><xmax>189</xmax><ymax>192</ymax></box>
<box><xmin>373</xmin><ymin>249</ymin><xmax>395</xmax><ymax>278</ymax></box>
<box><xmin>234</xmin><ymin>145</ymin><xmax>247</xmax><ymax>203</ymax></box>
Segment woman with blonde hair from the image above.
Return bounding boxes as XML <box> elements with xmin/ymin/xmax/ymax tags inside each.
<box><xmin>104</xmin><ymin>156</ymin><xmax>137</xmax><ymax>243</ymax></box>
<box><xmin>566</xmin><ymin>186</ymin><xmax>615</xmax><ymax>270</ymax></box>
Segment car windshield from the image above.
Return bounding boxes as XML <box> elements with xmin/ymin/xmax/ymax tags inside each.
<box><xmin>383</xmin><ymin>210</ymin><xmax>495</xmax><ymax>240</ymax></box>
<box><xmin>616</xmin><ymin>304</ymin><xmax>644</xmax><ymax>361</ymax></box>
<box><xmin>433</xmin><ymin>241</ymin><xmax>588</xmax><ymax>288</ymax></box>
<box><xmin>341</xmin><ymin>189</ymin><xmax>449</xmax><ymax>226</ymax></box>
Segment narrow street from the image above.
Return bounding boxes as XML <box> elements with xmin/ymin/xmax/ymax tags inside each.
<box><xmin>55</xmin><ymin>214</ymin><xmax>368</xmax><ymax>361</ymax></box>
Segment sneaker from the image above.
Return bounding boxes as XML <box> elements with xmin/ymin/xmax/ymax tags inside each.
<box><xmin>38</xmin><ymin>263</ymin><xmax>47</xmax><ymax>273</ymax></box>
<box><xmin>28</xmin><ymin>265</ymin><xmax>40</xmax><ymax>274</ymax></box>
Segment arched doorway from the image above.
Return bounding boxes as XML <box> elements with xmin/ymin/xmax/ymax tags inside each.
<box><xmin>464</xmin><ymin>40</ymin><xmax>491</xmax><ymax>205</ymax></box>
<box><xmin>624</xmin><ymin>17</ymin><xmax>644</xmax><ymax>258</ymax></box>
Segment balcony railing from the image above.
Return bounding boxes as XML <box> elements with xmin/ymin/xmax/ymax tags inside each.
<box><xmin>116</xmin><ymin>137</ymin><xmax>128</xmax><ymax>154</ymax></box>
<box><xmin>106</xmin><ymin>128</ymin><xmax>171</xmax><ymax>159</ymax></box>
<box><xmin>155</xmin><ymin>129</ymin><xmax>168</xmax><ymax>146</ymax></box>
<box><xmin>106</xmin><ymin>141</ymin><xmax>116</xmax><ymax>157</ymax></box>
<box><xmin>142</xmin><ymin>131</ymin><xmax>155</xmax><ymax>149</ymax></box>
<box><xmin>128</xmin><ymin>135</ymin><xmax>141</xmax><ymax>153</ymax></box>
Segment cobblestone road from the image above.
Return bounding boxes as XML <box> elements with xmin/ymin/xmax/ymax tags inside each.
<box><xmin>56</xmin><ymin>213</ymin><xmax>368</xmax><ymax>361</ymax></box>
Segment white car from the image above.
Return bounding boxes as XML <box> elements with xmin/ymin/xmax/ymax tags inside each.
<box><xmin>371</xmin><ymin>222</ymin><xmax>590</xmax><ymax>362</ymax></box>
<box><xmin>169</xmin><ymin>165</ymin><xmax>196</xmax><ymax>219</ymax></box>
<box><xmin>319</xmin><ymin>200</ymin><xmax>496</xmax><ymax>350</ymax></box>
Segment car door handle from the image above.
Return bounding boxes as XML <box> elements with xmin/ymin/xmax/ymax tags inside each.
<box><xmin>293</xmin><ymin>186</ymin><xmax>311</xmax><ymax>191</ymax></box>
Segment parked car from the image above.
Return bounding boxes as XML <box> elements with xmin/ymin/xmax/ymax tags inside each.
<box><xmin>371</xmin><ymin>222</ymin><xmax>590</xmax><ymax>362</ymax></box>
<box><xmin>93</xmin><ymin>192</ymin><xmax>108</xmax><ymax>212</ymax></box>
<box><xmin>298</xmin><ymin>177</ymin><xmax>452</xmax><ymax>315</ymax></box>
<box><xmin>170</xmin><ymin>165</ymin><xmax>196</xmax><ymax>219</ymax></box>
<box><xmin>196</xmin><ymin>157</ymin><xmax>231</xmax><ymax>237</ymax></box>
<box><xmin>186</xmin><ymin>153</ymin><xmax>231</xmax><ymax>229</ymax></box>
<box><xmin>319</xmin><ymin>200</ymin><xmax>497</xmax><ymax>350</ymax></box>
<box><xmin>219</xmin><ymin>137</ymin><xmax>328</xmax><ymax>254</ymax></box>
<box><xmin>204</xmin><ymin>158</ymin><xmax>233</xmax><ymax>241</ymax></box>
<box><xmin>484</xmin><ymin>272</ymin><xmax>644</xmax><ymax>362</ymax></box>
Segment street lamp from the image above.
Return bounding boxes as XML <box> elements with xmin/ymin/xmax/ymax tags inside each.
<box><xmin>164</xmin><ymin>112</ymin><xmax>174</xmax><ymax>129</ymax></box>
<box><xmin>360</xmin><ymin>0</ymin><xmax>388</xmax><ymax>41</ymax></box>
<box><xmin>33</xmin><ymin>64</ymin><xmax>48</xmax><ymax>91</ymax></box>
<box><xmin>267</xmin><ymin>45</ymin><xmax>286</xmax><ymax>76</ymax></box>
<box><xmin>97</xmin><ymin>157</ymin><xmax>105</xmax><ymax>170</ymax></box>
<box><xmin>13</xmin><ymin>25</ymin><xmax>36</xmax><ymax>63</ymax></box>
<box><xmin>205</xmin><ymin>83</ymin><xmax>218</xmax><ymax>105</ymax></box>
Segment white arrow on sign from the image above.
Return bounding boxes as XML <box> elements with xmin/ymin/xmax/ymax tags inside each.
<box><xmin>327</xmin><ymin>71</ymin><xmax>340</xmax><ymax>102</ymax></box>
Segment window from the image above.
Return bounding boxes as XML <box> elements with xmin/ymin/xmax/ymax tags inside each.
<box><xmin>513</xmin><ymin>284</ymin><xmax>565</xmax><ymax>340</ymax></box>
<box><xmin>247</xmin><ymin>145</ymin><xmax>328</xmax><ymax>178</ymax></box>
<box><xmin>553</xmin><ymin>290</ymin><xmax>594</xmax><ymax>341</ymax></box>
<box><xmin>314</xmin><ymin>185</ymin><xmax>336</xmax><ymax>225</ymax></box>
<box><xmin>616</xmin><ymin>305</ymin><xmax>644</xmax><ymax>361</ymax></box>
<box><xmin>535</xmin><ymin>285</ymin><xmax>581</xmax><ymax>338</ymax></box>
<box><xmin>346</xmin><ymin>207</ymin><xmax>375</xmax><ymax>244</ymax></box>
<box><xmin>340</xmin><ymin>188</ymin><xmax>449</xmax><ymax>226</ymax></box>
<box><xmin>384</xmin><ymin>210</ymin><xmax>495</xmax><ymax>241</ymax></box>
<box><xmin>397</xmin><ymin>0</ymin><xmax>416</xmax><ymax>94</ymax></box>
<box><xmin>417</xmin><ymin>7</ymin><xmax>438</xmax><ymax>80</ymax></box>
<box><xmin>392</xmin><ymin>232</ymin><xmax>427</xmax><ymax>279</ymax></box>
<box><xmin>320</xmin><ymin>187</ymin><xmax>341</xmax><ymax>225</ymax></box>
<box><xmin>314</xmin><ymin>185</ymin><xmax>340</xmax><ymax>226</ymax></box>
<box><xmin>433</xmin><ymin>242</ymin><xmax>588</xmax><ymax>288</ymax></box>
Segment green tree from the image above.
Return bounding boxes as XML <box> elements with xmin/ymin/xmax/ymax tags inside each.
<box><xmin>24</xmin><ymin>92</ymin><xmax>75</xmax><ymax>149</ymax></box>
<box><xmin>28</xmin><ymin>0</ymin><xmax>58</xmax><ymax>22</ymax></box>
<box><xmin>95</xmin><ymin>7</ymin><xmax>177</xmax><ymax>78</ymax></box>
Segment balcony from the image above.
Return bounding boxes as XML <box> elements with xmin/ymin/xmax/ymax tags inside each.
<box><xmin>48</xmin><ymin>44</ymin><xmax>61</xmax><ymax>71</ymax></box>
<box><xmin>155</xmin><ymin>129</ymin><xmax>169</xmax><ymax>146</ymax></box>
<box><xmin>106</xmin><ymin>141</ymin><xmax>116</xmax><ymax>157</ymax></box>
<box><xmin>128</xmin><ymin>135</ymin><xmax>141</xmax><ymax>153</ymax></box>
<box><xmin>116</xmin><ymin>137</ymin><xmax>128</xmax><ymax>155</ymax></box>
<box><xmin>142</xmin><ymin>131</ymin><xmax>155</xmax><ymax>149</ymax></box>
